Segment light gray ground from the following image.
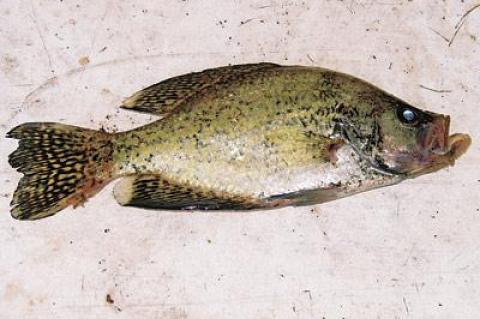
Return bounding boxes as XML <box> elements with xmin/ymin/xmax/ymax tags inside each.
<box><xmin>0</xmin><ymin>1</ymin><xmax>479</xmax><ymax>318</ymax></box>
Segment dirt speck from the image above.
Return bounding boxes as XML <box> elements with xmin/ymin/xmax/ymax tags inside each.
<box><xmin>78</xmin><ymin>56</ymin><xmax>90</xmax><ymax>66</ymax></box>
<box><xmin>1</xmin><ymin>55</ymin><xmax>19</xmax><ymax>73</ymax></box>
<box><xmin>105</xmin><ymin>293</ymin><xmax>122</xmax><ymax>312</ymax></box>
<box><xmin>3</xmin><ymin>282</ymin><xmax>24</xmax><ymax>301</ymax></box>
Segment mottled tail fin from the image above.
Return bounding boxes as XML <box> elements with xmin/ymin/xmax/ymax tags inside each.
<box><xmin>7</xmin><ymin>123</ymin><xmax>115</xmax><ymax>220</ymax></box>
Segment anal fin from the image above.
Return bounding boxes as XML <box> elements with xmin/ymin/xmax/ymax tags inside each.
<box><xmin>114</xmin><ymin>175</ymin><xmax>261</xmax><ymax>211</ymax></box>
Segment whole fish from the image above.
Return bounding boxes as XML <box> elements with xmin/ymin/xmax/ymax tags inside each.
<box><xmin>7</xmin><ymin>63</ymin><xmax>471</xmax><ymax>220</ymax></box>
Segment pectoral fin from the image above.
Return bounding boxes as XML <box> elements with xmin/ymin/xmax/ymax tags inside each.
<box><xmin>113</xmin><ymin>174</ymin><xmax>261</xmax><ymax>210</ymax></box>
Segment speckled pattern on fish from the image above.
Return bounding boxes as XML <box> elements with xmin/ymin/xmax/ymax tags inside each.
<box><xmin>6</xmin><ymin>63</ymin><xmax>471</xmax><ymax>220</ymax></box>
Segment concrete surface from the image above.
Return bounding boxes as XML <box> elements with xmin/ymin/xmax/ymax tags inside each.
<box><xmin>0</xmin><ymin>1</ymin><xmax>479</xmax><ymax>318</ymax></box>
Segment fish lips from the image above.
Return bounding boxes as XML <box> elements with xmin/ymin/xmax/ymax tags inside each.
<box><xmin>409</xmin><ymin>115</ymin><xmax>471</xmax><ymax>176</ymax></box>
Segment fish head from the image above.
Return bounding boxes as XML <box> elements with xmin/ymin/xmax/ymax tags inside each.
<box><xmin>371</xmin><ymin>100</ymin><xmax>471</xmax><ymax>177</ymax></box>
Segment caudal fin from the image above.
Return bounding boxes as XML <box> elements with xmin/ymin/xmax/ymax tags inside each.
<box><xmin>7</xmin><ymin>122</ymin><xmax>115</xmax><ymax>220</ymax></box>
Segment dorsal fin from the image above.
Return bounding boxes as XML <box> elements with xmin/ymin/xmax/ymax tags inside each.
<box><xmin>120</xmin><ymin>62</ymin><xmax>281</xmax><ymax>116</ymax></box>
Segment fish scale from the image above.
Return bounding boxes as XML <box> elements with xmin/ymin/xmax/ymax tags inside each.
<box><xmin>6</xmin><ymin>63</ymin><xmax>471</xmax><ymax>220</ymax></box>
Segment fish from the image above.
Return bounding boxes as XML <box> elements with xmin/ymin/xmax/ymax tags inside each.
<box><xmin>6</xmin><ymin>62</ymin><xmax>471</xmax><ymax>220</ymax></box>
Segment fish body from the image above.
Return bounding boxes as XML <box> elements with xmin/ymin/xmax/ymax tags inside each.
<box><xmin>7</xmin><ymin>63</ymin><xmax>471</xmax><ymax>220</ymax></box>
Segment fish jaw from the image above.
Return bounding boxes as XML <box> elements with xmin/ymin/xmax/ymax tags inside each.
<box><xmin>407</xmin><ymin>133</ymin><xmax>471</xmax><ymax>177</ymax></box>
<box><xmin>447</xmin><ymin>133</ymin><xmax>472</xmax><ymax>161</ymax></box>
<box><xmin>411</xmin><ymin>113</ymin><xmax>471</xmax><ymax>176</ymax></box>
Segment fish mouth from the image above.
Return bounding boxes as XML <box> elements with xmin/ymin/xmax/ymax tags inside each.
<box><xmin>427</xmin><ymin>114</ymin><xmax>471</xmax><ymax>166</ymax></box>
<box><xmin>409</xmin><ymin>132</ymin><xmax>471</xmax><ymax>176</ymax></box>
<box><xmin>443</xmin><ymin>133</ymin><xmax>471</xmax><ymax>162</ymax></box>
<box><xmin>403</xmin><ymin>114</ymin><xmax>471</xmax><ymax>177</ymax></box>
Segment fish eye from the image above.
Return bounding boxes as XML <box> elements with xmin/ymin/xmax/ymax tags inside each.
<box><xmin>398</xmin><ymin>107</ymin><xmax>418</xmax><ymax>125</ymax></box>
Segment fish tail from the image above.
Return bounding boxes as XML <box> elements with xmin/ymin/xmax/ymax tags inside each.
<box><xmin>7</xmin><ymin>122</ymin><xmax>115</xmax><ymax>220</ymax></box>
